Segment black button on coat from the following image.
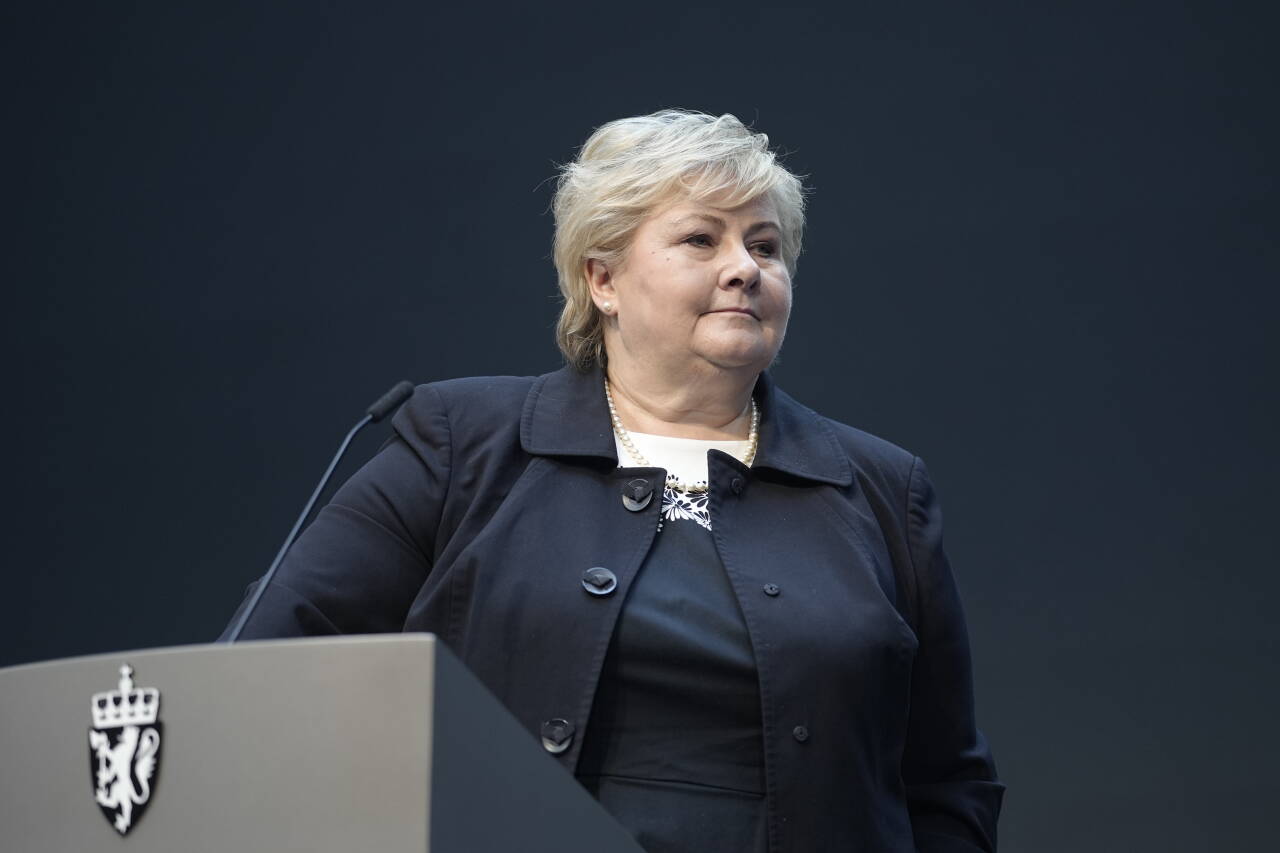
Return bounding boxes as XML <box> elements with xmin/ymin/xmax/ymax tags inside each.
<box><xmin>223</xmin><ymin>365</ymin><xmax>1005</xmax><ymax>852</ymax></box>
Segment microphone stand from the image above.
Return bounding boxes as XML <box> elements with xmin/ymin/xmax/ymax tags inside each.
<box><xmin>223</xmin><ymin>380</ymin><xmax>415</xmax><ymax>643</ymax></box>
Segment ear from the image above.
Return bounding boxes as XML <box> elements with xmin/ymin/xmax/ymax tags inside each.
<box><xmin>585</xmin><ymin>258</ymin><xmax>617</xmax><ymax>312</ymax></box>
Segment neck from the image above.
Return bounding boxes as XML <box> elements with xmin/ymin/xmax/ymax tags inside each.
<box><xmin>604</xmin><ymin>358</ymin><xmax>758</xmax><ymax>441</ymax></box>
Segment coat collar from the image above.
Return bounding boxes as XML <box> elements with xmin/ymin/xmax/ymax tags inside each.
<box><xmin>520</xmin><ymin>364</ymin><xmax>853</xmax><ymax>487</ymax></box>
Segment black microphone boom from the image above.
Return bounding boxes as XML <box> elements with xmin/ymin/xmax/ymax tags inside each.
<box><xmin>223</xmin><ymin>380</ymin><xmax>416</xmax><ymax>643</ymax></box>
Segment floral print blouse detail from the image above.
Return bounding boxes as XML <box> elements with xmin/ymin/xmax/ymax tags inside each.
<box><xmin>660</xmin><ymin>478</ymin><xmax>712</xmax><ymax>531</ymax></box>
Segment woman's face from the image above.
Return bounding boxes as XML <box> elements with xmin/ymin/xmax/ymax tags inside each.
<box><xmin>595</xmin><ymin>194</ymin><xmax>792</xmax><ymax>376</ymax></box>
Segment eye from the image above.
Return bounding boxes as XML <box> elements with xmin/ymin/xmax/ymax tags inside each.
<box><xmin>684</xmin><ymin>233</ymin><xmax>714</xmax><ymax>248</ymax></box>
<box><xmin>751</xmin><ymin>241</ymin><xmax>778</xmax><ymax>258</ymax></box>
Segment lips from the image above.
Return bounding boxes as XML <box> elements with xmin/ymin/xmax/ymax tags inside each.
<box><xmin>710</xmin><ymin>307</ymin><xmax>759</xmax><ymax>319</ymax></box>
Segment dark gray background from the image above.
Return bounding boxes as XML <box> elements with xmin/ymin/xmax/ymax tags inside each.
<box><xmin>4</xmin><ymin>2</ymin><xmax>1276</xmax><ymax>850</ymax></box>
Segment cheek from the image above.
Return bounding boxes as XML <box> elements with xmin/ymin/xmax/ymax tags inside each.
<box><xmin>768</xmin><ymin>279</ymin><xmax>794</xmax><ymax>324</ymax></box>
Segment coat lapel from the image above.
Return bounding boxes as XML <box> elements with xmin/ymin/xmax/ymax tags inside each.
<box><xmin>521</xmin><ymin>365</ymin><xmax>853</xmax><ymax>488</ymax></box>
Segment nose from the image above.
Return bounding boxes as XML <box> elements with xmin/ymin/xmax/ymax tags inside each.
<box><xmin>720</xmin><ymin>242</ymin><xmax>761</xmax><ymax>291</ymax></box>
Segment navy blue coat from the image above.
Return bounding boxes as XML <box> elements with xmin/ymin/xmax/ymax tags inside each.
<box><xmin>224</xmin><ymin>364</ymin><xmax>1004</xmax><ymax>852</ymax></box>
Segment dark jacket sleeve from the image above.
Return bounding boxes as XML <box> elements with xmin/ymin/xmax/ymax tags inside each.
<box><xmin>902</xmin><ymin>457</ymin><xmax>1005</xmax><ymax>852</ymax></box>
<box><xmin>219</xmin><ymin>384</ymin><xmax>451</xmax><ymax>639</ymax></box>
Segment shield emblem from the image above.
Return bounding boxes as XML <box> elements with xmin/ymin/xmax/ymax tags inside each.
<box><xmin>87</xmin><ymin>664</ymin><xmax>162</xmax><ymax>835</ymax></box>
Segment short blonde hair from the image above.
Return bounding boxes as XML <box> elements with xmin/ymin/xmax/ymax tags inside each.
<box><xmin>552</xmin><ymin>109</ymin><xmax>806</xmax><ymax>370</ymax></box>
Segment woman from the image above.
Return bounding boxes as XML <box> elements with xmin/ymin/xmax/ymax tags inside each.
<box><xmin>224</xmin><ymin>110</ymin><xmax>1004</xmax><ymax>852</ymax></box>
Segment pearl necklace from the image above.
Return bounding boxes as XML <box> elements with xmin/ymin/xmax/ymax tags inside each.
<box><xmin>604</xmin><ymin>375</ymin><xmax>759</xmax><ymax>492</ymax></box>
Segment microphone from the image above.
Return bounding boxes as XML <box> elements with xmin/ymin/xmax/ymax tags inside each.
<box><xmin>367</xmin><ymin>380</ymin><xmax>415</xmax><ymax>422</ymax></box>
<box><xmin>223</xmin><ymin>380</ymin><xmax>416</xmax><ymax>643</ymax></box>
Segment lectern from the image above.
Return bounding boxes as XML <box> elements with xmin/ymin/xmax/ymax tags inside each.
<box><xmin>0</xmin><ymin>634</ymin><xmax>644</xmax><ymax>852</ymax></box>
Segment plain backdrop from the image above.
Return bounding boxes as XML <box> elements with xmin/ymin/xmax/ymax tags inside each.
<box><xmin>3</xmin><ymin>2</ymin><xmax>1276</xmax><ymax>850</ymax></box>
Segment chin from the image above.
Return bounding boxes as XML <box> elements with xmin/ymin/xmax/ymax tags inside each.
<box><xmin>700</xmin><ymin>344</ymin><xmax>776</xmax><ymax>372</ymax></box>
<box><xmin>694</xmin><ymin>329</ymin><xmax>783</xmax><ymax>372</ymax></box>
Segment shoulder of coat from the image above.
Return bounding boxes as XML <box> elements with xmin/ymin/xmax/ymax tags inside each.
<box><xmin>397</xmin><ymin>374</ymin><xmax>538</xmax><ymax>438</ymax></box>
<box><xmin>426</xmin><ymin>375</ymin><xmax>538</xmax><ymax>406</ymax></box>
<box><xmin>807</xmin><ymin>409</ymin><xmax>917</xmax><ymax>486</ymax></box>
<box><xmin>425</xmin><ymin>374</ymin><xmax>537</xmax><ymax>424</ymax></box>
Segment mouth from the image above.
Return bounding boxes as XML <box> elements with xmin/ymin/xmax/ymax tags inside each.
<box><xmin>710</xmin><ymin>307</ymin><xmax>759</xmax><ymax>319</ymax></box>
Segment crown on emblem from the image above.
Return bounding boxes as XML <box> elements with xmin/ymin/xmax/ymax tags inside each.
<box><xmin>91</xmin><ymin>664</ymin><xmax>160</xmax><ymax>729</ymax></box>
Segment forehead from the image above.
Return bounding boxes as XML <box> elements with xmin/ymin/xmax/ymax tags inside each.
<box><xmin>650</xmin><ymin>194</ymin><xmax>780</xmax><ymax>229</ymax></box>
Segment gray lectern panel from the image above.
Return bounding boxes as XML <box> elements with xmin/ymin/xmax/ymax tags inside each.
<box><xmin>0</xmin><ymin>635</ymin><xmax>433</xmax><ymax>853</ymax></box>
<box><xmin>0</xmin><ymin>634</ymin><xmax>643</xmax><ymax>853</ymax></box>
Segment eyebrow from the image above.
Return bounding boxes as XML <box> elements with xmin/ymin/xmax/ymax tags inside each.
<box><xmin>669</xmin><ymin>213</ymin><xmax>781</xmax><ymax>236</ymax></box>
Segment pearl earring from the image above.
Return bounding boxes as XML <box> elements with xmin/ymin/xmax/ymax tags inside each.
<box><xmin>602</xmin><ymin>301</ymin><xmax>613</xmax><ymax>313</ymax></box>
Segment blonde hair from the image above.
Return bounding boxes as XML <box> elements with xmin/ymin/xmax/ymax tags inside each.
<box><xmin>552</xmin><ymin>109</ymin><xmax>806</xmax><ymax>370</ymax></box>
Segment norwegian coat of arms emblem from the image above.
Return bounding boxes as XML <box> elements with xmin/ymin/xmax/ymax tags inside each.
<box><xmin>88</xmin><ymin>664</ymin><xmax>162</xmax><ymax>835</ymax></box>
